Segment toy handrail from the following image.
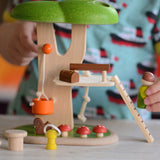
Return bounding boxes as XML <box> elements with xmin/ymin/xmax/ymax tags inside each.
<box><xmin>70</xmin><ymin>63</ymin><xmax>110</xmax><ymax>71</ymax></box>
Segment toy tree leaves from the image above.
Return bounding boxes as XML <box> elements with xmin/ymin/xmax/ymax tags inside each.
<box><xmin>11</xmin><ymin>0</ymin><xmax>118</xmax><ymax>24</ymax></box>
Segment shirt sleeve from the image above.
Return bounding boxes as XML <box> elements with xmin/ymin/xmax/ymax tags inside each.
<box><xmin>152</xmin><ymin>8</ymin><xmax>160</xmax><ymax>76</ymax></box>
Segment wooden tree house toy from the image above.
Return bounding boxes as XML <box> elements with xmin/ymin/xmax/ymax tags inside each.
<box><xmin>10</xmin><ymin>0</ymin><xmax>154</xmax><ymax>146</ymax></box>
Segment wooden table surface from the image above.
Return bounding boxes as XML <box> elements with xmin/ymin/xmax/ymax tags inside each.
<box><xmin>0</xmin><ymin>115</ymin><xmax>159</xmax><ymax>160</ymax></box>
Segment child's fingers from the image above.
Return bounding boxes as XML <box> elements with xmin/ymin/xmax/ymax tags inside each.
<box><xmin>4</xmin><ymin>36</ymin><xmax>22</xmax><ymax>65</ymax></box>
<box><xmin>146</xmin><ymin>80</ymin><xmax>160</xmax><ymax>96</ymax></box>
<box><xmin>6</xmin><ymin>47</ymin><xmax>22</xmax><ymax>65</ymax></box>
<box><xmin>146</xmin><ymin>103</ymin><xmax>160</xmax><ymax>112</ymax></box>
<box><xmin>144</xmin><ymin>76</ymin><xmax>160</xmax><ymax>112</ymax></box>
<box><xmin>7</xmin><ymin>37</ymin><xmax>36</xmax><ymax>66</ymax></box>
<box><xmin>19</xmin><ymin>37</ymin><xmax>38</xmax><ymax>58</ymax></box>
<box><xmin>144</xmin><ymin>91</ymin><xmax>160</xmax><ymax>105</ymax></box>
<box><xmin>19</xmin><ymin>22</ymin><xmax>38</xmax><ymax>54</ymax></box>
<box><xmin>20</xmin><ymin>35</ymin><xmax>37</xmax><ymax>54</ymax></box>
<box><xmin>15</xmin><ymin>40</ymin><xmax>37</xmax><ymax>66</ymax></box>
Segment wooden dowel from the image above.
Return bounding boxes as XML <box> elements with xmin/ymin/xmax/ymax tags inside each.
<box><xmin>70</xmin><ymin>63</ymin><xmax>110</xmax><ymax>71</ymax></box>
<box><xmin>102</xmin><ymin>71</ymin><xmax>107</xmax><ymax>82</ymax></box>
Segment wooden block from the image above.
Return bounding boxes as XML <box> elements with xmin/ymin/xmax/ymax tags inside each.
<box><xmin>59</xmin><ymin>70</ymin><xmax>79</xmax><ymax>83</ymax></box>
<box><xmin>70</xmin><ymin>63</ymin><xmax>110</xmax><ymax>71</ymax></box>
<box><xmin>4</xmin><ymin>130</ymin><xmax>27</xmax><ymax>151</ymax></box>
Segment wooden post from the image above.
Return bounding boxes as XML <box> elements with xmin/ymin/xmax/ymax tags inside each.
<box><xmin>102</xmin><ymin>71</ymin><xmax>107</xmax><ymax>82</ymax></box>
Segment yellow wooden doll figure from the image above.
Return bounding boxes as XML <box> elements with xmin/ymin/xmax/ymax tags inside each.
<box><xmin>46</xmin><ymin>130</ymin><xmax>57</xmax><ymax>150</ymax></box>
<box><xmin>137</xmin><ymin>72</ymin><xmax>155</xmax><ymax>109</ymax></box>
<box><xmin>44</xmin><ymin>124</ymin><xmax>61</xmax><ymax>150</ymax></box>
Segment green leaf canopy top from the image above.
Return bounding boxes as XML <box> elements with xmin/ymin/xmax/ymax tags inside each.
<box><xmin>11</xmin><ymin>0</ymin><xmax>118</xmax><ymax>25</ymax></box>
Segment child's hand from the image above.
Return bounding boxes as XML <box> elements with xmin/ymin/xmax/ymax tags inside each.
<box><xmin>144</xmin><ymin>79</ymin><xmax>160</xmax><ymax>112</ymax></box>
<box><xmin>0</xmin><ymin>22</ymin><xmax>38</xmax><ymax>66</ymax></box>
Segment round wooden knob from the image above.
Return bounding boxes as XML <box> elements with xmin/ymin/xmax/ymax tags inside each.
<box><xmin>4</xmin><ymin>130</ymin><xmax>27</xmax><ymax>151</ymax></box>
<box><xmin>42</xmin><ymin>43</ymin><xmax>53</xmax><ymax>54</ymax></box>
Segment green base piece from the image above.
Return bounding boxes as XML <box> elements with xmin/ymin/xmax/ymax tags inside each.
<box><xmin>15</xmin><ymin>124</ymin><xmax>118</xmax><ymax>146</ymax></box>
<box><xmin>15</xmin><ymin>124</ymin><xmax>111</xmax><ymax>138</ymax></box>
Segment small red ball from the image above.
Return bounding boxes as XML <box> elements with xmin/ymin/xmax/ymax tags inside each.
<box><xmin>42</xmin><ymin>43</ymin><xmax>53</xmax><ymax>54</ymax></box>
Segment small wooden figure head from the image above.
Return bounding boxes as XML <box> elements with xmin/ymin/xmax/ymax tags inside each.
<box><xmin>141</xmin><ymin>72</ymin><xmax>155</xmax><ymax>86</ymax></box>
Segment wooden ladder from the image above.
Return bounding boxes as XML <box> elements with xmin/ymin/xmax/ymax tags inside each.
<box><xmin>112</xmin><ymin>75</ymin><xmax>154</xmax><ymax>143</ymax></box>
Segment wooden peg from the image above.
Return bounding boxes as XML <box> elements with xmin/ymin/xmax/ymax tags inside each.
<box><xmin>82</xmin><ymin>71</ymin><xmax>91</xmax><ymax>77</ymax></box>
<box><xmin>4</xmin><ymin>130</ymin><xmax>27</xmax><ymax>151</ymax></box>
<box><xmin>102</xmin><ymin>71</ymin><xmax>107</xmax><ymax>82</ymax></box>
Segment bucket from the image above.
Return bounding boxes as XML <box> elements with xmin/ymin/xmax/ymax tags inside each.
<box><xmin>32</xmin><ymin>98</ymin><xmax>54</xmax><ymax>115</ymax></box>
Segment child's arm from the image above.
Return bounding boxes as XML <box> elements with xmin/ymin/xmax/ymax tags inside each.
<box><xmin>145</xmin><ymin>9</ymin><xmax>160</xmax><ymax>112</ymax></box>
<box><xmin>0</xmin><ymin>1</ymin><xmax>38</xmax><ymax>66</ymax></box>
<box><xmin>0</xmin><ymin>22</ymin><xmax>38</xmax><ymax>66</ymax></box>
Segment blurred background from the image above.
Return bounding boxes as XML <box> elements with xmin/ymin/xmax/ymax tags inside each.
<box><xmin>0</xmin><ymin>55</ymin><xmax>26</xmax><ymax>114</ymax></box>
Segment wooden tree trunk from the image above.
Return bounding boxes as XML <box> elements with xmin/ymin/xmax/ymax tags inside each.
<box><xmin>35</xmin><ymin>23</ymin><xmax>87</xmax><ymax>129</ymax></box>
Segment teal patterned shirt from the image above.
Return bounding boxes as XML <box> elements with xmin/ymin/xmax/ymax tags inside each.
<box><xmin>7</xmin><ymin>0</ymin><xmax>160</xmax><ymax>120</ymax></box>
